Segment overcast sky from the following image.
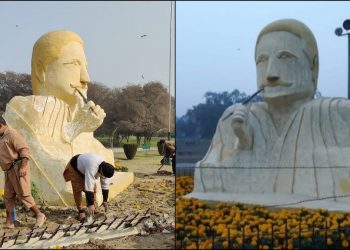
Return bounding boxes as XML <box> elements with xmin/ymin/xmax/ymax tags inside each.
<box><xmin>0</xmin><ymin>1</ymin><xmax>174</xmax><ymax>94</ymax></box>
<box><xmin>177</xmin><ymin>1</ymin><xmax>350</xmax><ymax>116</ymax></box>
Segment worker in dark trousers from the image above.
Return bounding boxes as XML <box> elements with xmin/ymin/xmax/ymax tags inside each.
<box><xmin>159</xmin><ymin>139</ymin><xmax>175</xmax><ymax>174</ymax></box>
<box><xmin>63</xmin><ymin>153</ymin><xmax>115</xmax><ymax>221</ymax></box>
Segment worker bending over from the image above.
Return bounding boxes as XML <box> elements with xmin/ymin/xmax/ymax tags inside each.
<box><xmin>63</xmin><ymin>153</ymin><xmax>115</xmax><ymax>221</ymax></box>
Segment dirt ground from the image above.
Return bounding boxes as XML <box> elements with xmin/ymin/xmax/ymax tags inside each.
<box><xmin>0</xmin><ymin>150</ymin><xmax>175</xmax><ymax>249</ymax></box>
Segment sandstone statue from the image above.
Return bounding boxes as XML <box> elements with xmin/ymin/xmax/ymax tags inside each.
<box><xmin>189</xmin><ymin>19</ymin><xmax>350</xmax><ymax>210</ymax></box>
<box><xmin>3</xmin><ymin>30</ymin><xmax>133</xmax><ymax>206</ymax></box>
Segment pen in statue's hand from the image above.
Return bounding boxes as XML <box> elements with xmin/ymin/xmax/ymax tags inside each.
<box><xmin>222</xmin><ymin>88</ymin><xmax>264</xmax><ymax>121</ymax></box>
<box><xmin>70</xmin><ymin>84</ymin><xmax>98</xmax><ymax>116</ymax></box>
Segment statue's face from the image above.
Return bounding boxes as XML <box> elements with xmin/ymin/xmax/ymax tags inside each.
<box><xmin>44</xmin><ymin>41</ymin><xmax>90</xmax><ymax>106</ymax></box>
<box><xmin>256</xmin><ymin>31</ymin><xmax>314</xmax><ymax>101</ymax></box>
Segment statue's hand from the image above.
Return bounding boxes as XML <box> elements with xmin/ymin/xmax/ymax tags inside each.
<box><xmin>63</xmin><ymin>97</ymin><xmax>106</xmax><ymax>142</ymax></box>
<box><xmin>75</xmin><ymin>99</ymin><xmax>106</xmax><ymax>132</ymax></box>
<box><xmin>231</xmin><ymin>105</ymin><xmax>252</xmax><ymax>150</ymax></box>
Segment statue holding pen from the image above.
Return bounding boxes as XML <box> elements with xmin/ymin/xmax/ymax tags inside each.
<box><xmin>188</xmin><ymin>19</ymin><xmax>350</xmax><ymax>210</ymax></box>
<box><xmin>2</xmin><ymin>30</ymin><xmax>116</xmax><ymax>206</ymax></box>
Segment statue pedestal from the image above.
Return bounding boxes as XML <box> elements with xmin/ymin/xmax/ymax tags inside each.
<box><xmin>186</xmin><ymin>191</ymin><xmax>350</xmax><ymax>211</ymax></box>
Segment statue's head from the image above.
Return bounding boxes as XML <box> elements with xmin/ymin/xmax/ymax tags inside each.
<box><xmin>255</xmin><ymin>19</ymin><xmax>318</xmax><ymax>101</ymax></box>
<box><xmin>31</xmin><ymin>30</ymin><xmax>90</xmax><ymax>107</ymax></box>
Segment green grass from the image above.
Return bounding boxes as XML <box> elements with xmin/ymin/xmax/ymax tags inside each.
<box><xmin>114</xmin><ymin>150</ymin><xmax>169</xmax><ymax>174</ymax></box>
<box><xmin>97</xmin><ymin>136</ymin><xmax>166</xmax><ymax>148</ymax></box>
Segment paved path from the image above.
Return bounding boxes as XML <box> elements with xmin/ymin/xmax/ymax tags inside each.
<box><xmin>112</xmin><ymin>147</ymin><xmax>158</xmax><ymax>153</ymax></box>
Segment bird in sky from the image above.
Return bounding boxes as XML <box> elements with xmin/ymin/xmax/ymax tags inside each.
<box><xmin>15</xmin><ymin>25</ymin><xmax>19</xmax><ymax>28</ymax></box>
<box><xmin>142</xmin><ymin>75</ymin><xmax>144</xmax><ymax>79</ymax></box>
<box><xmin>140</xmin><ymin>34</ymin><xmax>147</xmax><ymax>38</ymax></box>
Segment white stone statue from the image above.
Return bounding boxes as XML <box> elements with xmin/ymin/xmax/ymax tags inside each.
<box><xmin>3</xmin><ymin>30</ymin><xmax>133</xmax><ymax>206</ymax></box>
<box><xmin>189</xmin><ymin>19</ymin><xmax>350</xmax><ymax>210</ymax></box>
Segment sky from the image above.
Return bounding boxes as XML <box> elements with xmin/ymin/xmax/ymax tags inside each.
<box><xmin>177</xmin><ymin>1</ymin><xmax>350</xmax><ymax>117</ymax></box>
<box><xmin>0</xmin><ymin>1</ymin><xmax>175</xmax><ymax>94</ymax></box>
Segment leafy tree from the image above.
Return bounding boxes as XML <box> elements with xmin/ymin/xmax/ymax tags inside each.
<box><xmin>177</xmin><ymin>89</ymin><xmax>262</xmax><ymax>139</ymax></box>
<box><xmin>0</xmin><ymin>71</ymin><xmax>32</xmax><ymax>111</ymax></box>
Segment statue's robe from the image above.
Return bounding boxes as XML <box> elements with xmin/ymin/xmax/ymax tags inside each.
<box><xmin>2</xmin><ymin>95</ymin><xmax>119</xmax><ymax>206</ymax></box>
<box><xmin>193</xmin><ymin>97</ymin><xmax>350</xmax><ymax>206</ymax></box>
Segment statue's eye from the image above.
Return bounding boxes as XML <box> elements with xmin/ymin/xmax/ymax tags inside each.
<box><xmin>64</xmin><ymin>61</ymin><xmax>80</xmax><ymax>66</ymax></box>
<box><xmin>278</xmin><ymin>51</ymin><xmax>296</xmax><ymax>60</ymax></box>
<box><xmin>256</xmin><ymin>55</ymin><xmax>268</xmax><ymax>64</ymax></box>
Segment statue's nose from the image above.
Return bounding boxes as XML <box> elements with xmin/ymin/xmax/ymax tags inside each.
<box><xmin>80</xmin><ymin>66</ymin><xmax>90</xmax><ymax>87</ymax></box>
<box><xmin>266</xmin><ymin>58</ymin><xmax>280</xmax><ymax>83</ymax></box>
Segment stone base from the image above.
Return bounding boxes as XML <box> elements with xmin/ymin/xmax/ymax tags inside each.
<box><xmin>186</xmin><ymin>191</ymin><xmax>350</xmax><ymax>211</ymax></box>
<box><xmin>108</xmin><ymin>172</ymin><xmax>134</xmax><ymax>203</ymax></box>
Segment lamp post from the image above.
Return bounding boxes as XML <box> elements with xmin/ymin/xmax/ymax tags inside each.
<box><xmin>168</xmin><ymin>1</ymin><xmax>173</xmax><ymax>140</ymax></box>
<box><xmin>335</xmin><ymin>19</ymin><xmax>350</xmax><ymax>99</ymax></box>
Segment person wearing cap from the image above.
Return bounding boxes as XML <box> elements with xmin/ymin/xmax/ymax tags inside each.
<box><xmin>63</xmin><ymin>153</ymin><xmax>115</xmax><ymax>221</ymax></box>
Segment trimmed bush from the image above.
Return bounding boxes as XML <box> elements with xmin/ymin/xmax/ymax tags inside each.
<box><xmin>123</xmin><ymin>143</ymin><xmax>138</xmax><ymax>159</ymax></box>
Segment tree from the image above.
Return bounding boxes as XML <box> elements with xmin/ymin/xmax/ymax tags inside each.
<box><xmin>94</xmin><ymin>81</ymin><xmax>174</xmax><ymax>146</ymax></box>
<box><xmin>0</xmin><ymin>71</ymin><xmax>32</xmax><ymax>112</ymax></box>
<box><xmin>177</xmin><ymin>89</ymin><xmax>257</xmax><ymax>139</ymax></box>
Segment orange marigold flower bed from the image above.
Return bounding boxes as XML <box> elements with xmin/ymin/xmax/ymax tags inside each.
<box><xmin>176</xmin><ymin>176</ymin><xmax>350</xmax><ymax>249</ymax></box>
<box><xmin>176</xmin><ymin>176</ymin><xmax>194</xmax><ymax>197</ymax></box>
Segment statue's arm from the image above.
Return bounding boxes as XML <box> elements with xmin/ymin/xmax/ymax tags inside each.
<box><xmin>199</xmin><ymin>104</ymin><xmax>251</xmax><ymax>166</ymax></box>
<box><xmin>231</xmin><ymin>104</ymin><xmax>253</xmax><ymax>150</ymax></box>
<box><xmin>64</xmin><ymin>99</ymin><xmax>106</xmax><ymax>142</ymax></box>
<box><xmin>336</xmin><ymin>99</ymin><xmax>350</xmax><ymax>124</ymax></box>
<box><xmin>328</xmin><ymin>99</ymin><xmax>350</xmax><ymax>146</ymax></box>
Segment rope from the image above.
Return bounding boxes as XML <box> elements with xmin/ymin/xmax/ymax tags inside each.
<box><xmin>178</xmin><ymin>164</ymin><xmax>350</xmax><ymax>207</ymax></box>
<box><xmin>178</xmin><ymin>165</ymin><xmax>350</xmax><ymax>169</ymax></box>
<box><xmin>168</xmin><ymin>0</ymin><xmax>173</xmax><ymax>140</ymax></box>
<box><xmin>5</xmin><ymin>104</ymin><xmax>68</xmax><ymax>206</ymax></box>
<box><xmin>266</xmin><ymin>193</ymin><xmax>350</xmax><ymax>208</ymax></box>
<box><xmin>29</xmin><ymin>155</ymin><xmax>68</xmax><ymax>207</ymax></box>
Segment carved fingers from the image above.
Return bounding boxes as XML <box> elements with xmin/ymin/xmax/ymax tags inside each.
<box><xmin>232</xmin><ymin>105</ymin><xmax>248</xmax><ymax>125</ymax></box>
<box><xmin>68</xmin><ymin>98</ymin><xmax>106</xmax><ymax>136</ymax></box>
<box><xmin>83</xmin><ymin>100</ymin><xmax>106</xmax><ymax>119</ymax></box>
<box><xmin>231</xmin><ymin>105</ymin><xmax>252</xmax><ymax>150</ymax></box>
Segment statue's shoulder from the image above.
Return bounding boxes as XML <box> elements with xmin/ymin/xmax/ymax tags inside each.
<box><xmin>8</xmin><ymin>95</ymin><xmax>34</xmax><ymax>105</ymax></box>
<box><xmin>307</xmin><ymin>97</ymin><xmax>349</xmax><ymax>107</ymax></box>
<box><xmin>7</xmin><ymin>95</ymin><xmax>61</xmax><ymax>114</ymax></box>
<box><xmin>6</xmin><ymin>95</ymin><xmax>35</xmax><ymax>116</ymax></box>
<box><xmin>221</xmin><ymin>104</ymin><xmax>238</xmax><ymax>117</ymax></box>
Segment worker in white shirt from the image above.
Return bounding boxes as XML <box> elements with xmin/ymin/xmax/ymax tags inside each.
<box><xmin>63</xmin><ymin>153</ymin><xmax>115</xmax><ymax>221</ymax></box>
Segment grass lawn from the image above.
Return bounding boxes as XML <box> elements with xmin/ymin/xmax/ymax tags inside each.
<box><xmin>114</xmin><ymin>149</ymin><xmax>172</xmax><ymax>175</ymax></box>
<box><xmin>98</xmin><ymin>136</ymin><xmax>171</xmax><ymax>148</ymax></box>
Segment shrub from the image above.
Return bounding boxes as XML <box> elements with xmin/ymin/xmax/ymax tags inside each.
<box><xmin>114</xmin><ymin>162</ymin><xmax>129</xmax><ymax>172</ymax></box>
<box><xmin>123</xmin><ymin>143</ymin><xmax>138</xmax><ymax>160</ymax></box>
<box><xmin>31</xmin><ymin>182</ymin><xmax>40</xmax><ymax>201</ymax></box>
